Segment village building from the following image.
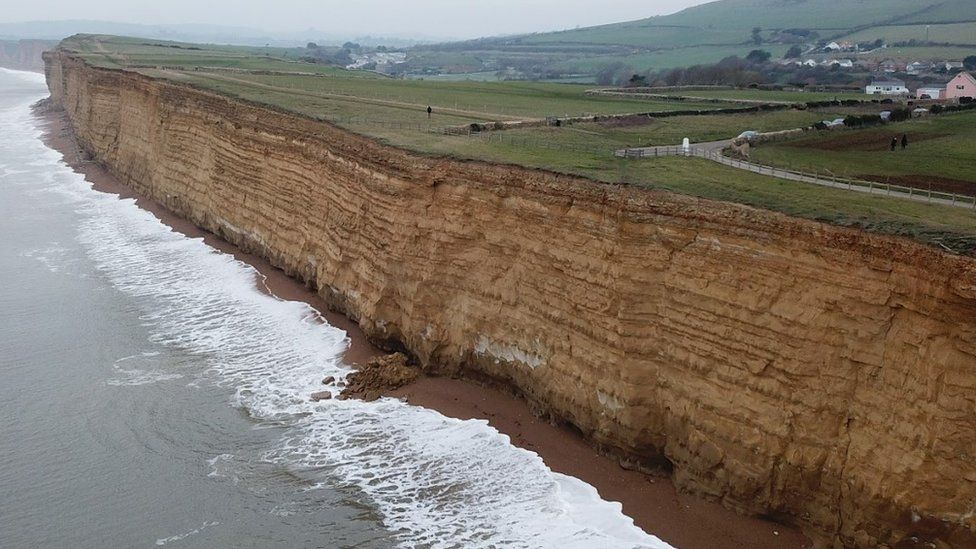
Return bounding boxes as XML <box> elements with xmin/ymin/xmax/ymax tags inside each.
<box><xmin>944</xmin><ymin>71</ymin><xmax>976</xmax><ymax>100</ymax></box>
<box><xmin>866</xmin><ymin>78</ymin><xmax>909</xmax><ymax>95</ymax></box>
<box><xmin>916</xmin><ymin>86</ymin><xmax>945</xmax><ymax>100</ymax></box>
<box><xmin>906</xmin><ymin>61</ymin><xmax>931</xmax><ymax>75</ymax></box>
<box><xmin>879</xmin><ymin>59</ymin><xmax>903</xmax><ymax>73</ymax></box>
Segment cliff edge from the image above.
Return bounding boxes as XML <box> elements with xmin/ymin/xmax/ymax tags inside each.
<box><xmin>44</xmin><ymin>48</ymin><xmax>976</xmax><ymax>548</ymax></box>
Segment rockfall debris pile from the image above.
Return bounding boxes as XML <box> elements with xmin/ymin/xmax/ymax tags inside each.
<box><xmin>339</xmin><ymin>353</ymin><xmax>419</xmax><ymax>402</ymax></box>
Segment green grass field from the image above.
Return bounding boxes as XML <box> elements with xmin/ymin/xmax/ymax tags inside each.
<box><xmin>626</xmin><ymin>89</ymin><xmax>869</xmax><ymax>102</ymax></box>
<box><xmin>839</xmin><ymin>22</ymin><xmax>976</xmax><ymax>45</ymax></box>
<box><xmin>520</xmin><ymin>0</ymin><xmax>957</xmax><ymax>49</ymax></box>
<box><xmin>554</xmin><ymin>44</ymin><xmax>793</xmax><ymax>73</ymax></box>
<box><xmin>853</xmin><ymin>45</ymin><xmax>976</xmax><ymax>60</ymax></box>
<box><xmin>750</xmin><ymin>111</ymin><xmax>976</xmax><ymax>193</ymax></box>
<box><xmin>60</xmin><ymin>34</ymin><xmax>976</xmax><ymax>253</ymax></box>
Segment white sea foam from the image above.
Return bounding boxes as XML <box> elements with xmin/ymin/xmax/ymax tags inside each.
<box><xmin>5</xmin><ymin>84</ymin><xmax>674</xmax><ymax>549</ymax></box>
<box><xmin>107</xmin><ymin>352</ymin><xmax>184</xmax><ymax>386</ymax></box>
<box><xmin>155</xmin><ymin>521</ymin><xmax>220</xmax><ymax>546</ymax></box>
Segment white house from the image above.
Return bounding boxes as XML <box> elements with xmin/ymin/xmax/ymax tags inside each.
<box><xmin>945</xmin><ymin>61</ymin><xmax>964</xmax><ymax>72</ymax></box>
<box><xmin>906</xmin><ymin>61</ymin><xmax>930</xmax><ymax>75</ymax></box>
<box><xmin>822</xmin><ymin>59</ymin><xmax>853</xmax><ymax>69</ymax></box>
<box><xmin>866</xmin><ymin>79</ymin><xmax>909</xmax><ymax>95</ymax></box>
<box><xmin>916</xmin><ymin>86</ymin><xmax>945</xmax><ymax>100</ymax></box>
<box><xmin>802</xmin><ymin>59</ymin><xmax>818</xmax><ymax>67</ymax></box>
<box><xmin>823</xmin><ymin>42</ymin><xmax>842</xmax><ymax>52</ymax></box>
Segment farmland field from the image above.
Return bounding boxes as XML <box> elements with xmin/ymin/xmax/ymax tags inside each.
<box><xmin>617</xmin><ymin>89</ymin><xmax>870</xmax><ymax>102</ymax></box>
<box><xmin>59</xmin><ymin>34</ymin><xmax>976</xmax><ymax>253</ymax></box>
<box><xmin>839</xmin><ymin>22</ymin><xmax>976</xmax><ymax>45</ymax></box>
<box><xmin>750</xmin><ymin>110</ymin><xmax>976</xmax><ymax>196</ymax></box>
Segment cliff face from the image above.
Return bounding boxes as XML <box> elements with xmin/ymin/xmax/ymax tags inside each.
<box><xmin>0</xmin><ymin>40</ymin><xmax>55</xmax><ymax>72</ymax></box>
<box><xmin>44</xmin><ymin>50</ymin><xmax>976</xmax><ymax>548</ymax></box>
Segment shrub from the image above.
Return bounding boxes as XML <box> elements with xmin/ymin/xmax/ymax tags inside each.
<box><xmin>888</xmin><ymin>108</ymin><xmax>911</xmax><ymax>122</ymax></box>
<box><xmin>930</xmin><ymin>104</ymin><xmax>944</xmax><ymax>114</ymax></box>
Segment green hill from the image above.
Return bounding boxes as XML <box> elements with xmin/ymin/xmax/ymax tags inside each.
<box><xmin>520</xmin><ymin>0</ymin><xmax>961</xmax><ymax>48</ymax></box>
<box><xmin>416</xmin><ymin>0</ymin><xmax>972</xmax><ymax>79</ymax></box>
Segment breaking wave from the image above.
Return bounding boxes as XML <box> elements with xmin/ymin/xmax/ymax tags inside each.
<box><xmin>6</xmin><ymin>68</ymin><xmax>672</xmax><ymax>548</ymax></box>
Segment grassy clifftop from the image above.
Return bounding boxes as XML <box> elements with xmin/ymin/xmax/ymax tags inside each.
<box><xmin>52</xmin><ymin>34</ymin><xmax>976</xmax><ymax>254</ymax></box>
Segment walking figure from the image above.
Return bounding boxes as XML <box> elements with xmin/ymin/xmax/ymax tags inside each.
<box><xmin>427</xmin><ymin>105</ymin><xmax>432</xmax><ymax>118</ymax></box>
<box><xmin>890</xmin><ymin>137</ymin><xmax>897</xmax><ymax>151</ymax></box>
<box><xmin>901</xmin><ymin>134</ymin><xmax>908</xmax><ymax>150</ymax></box>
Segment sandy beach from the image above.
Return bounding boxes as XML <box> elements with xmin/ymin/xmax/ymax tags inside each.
<box><xmin>37</xmin><ymin>104</ymin><xmax>811</xmax><ymax>549</ymax></box>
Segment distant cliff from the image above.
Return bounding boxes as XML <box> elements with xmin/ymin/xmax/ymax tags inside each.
<box><xmin>0</xmin><ymin>40</ymin><xmax>55</xmax><ymax>72</ymax></box>
<box><xmin>44</xmin><ymin>48</ymin><xmax>976</xmax><ymax>548</ymax></box>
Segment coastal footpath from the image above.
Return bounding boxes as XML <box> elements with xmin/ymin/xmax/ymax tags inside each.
<box><xmin>44</xmin><ymin>49</ymin><xmax>976</xmax><ymax>548</ymax></box>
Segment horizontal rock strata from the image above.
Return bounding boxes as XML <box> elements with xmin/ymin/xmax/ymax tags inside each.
<box><xmin>45</xmin><ymin>49</ymin><xmax>976</xmax><ymax>548</ymax></box>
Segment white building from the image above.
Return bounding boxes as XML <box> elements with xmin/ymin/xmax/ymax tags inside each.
<box><xmin>823</xmin><ymin>59</ymin><xmax>854</xmax><ymax>69</ymax></box>
<box><xmin>866</xmin><ymin>79</ymin><xmax>909</xmax><ymax>95</ymax></box>
<box><xmin>906</xmin><ymin>61</ymin><xmax>930</xmax><ymax>75</ymax></box>
<box><xmin>916</xmin><ymin>86</ymin><xmax>945</xmax><ymax>100</ymax></box>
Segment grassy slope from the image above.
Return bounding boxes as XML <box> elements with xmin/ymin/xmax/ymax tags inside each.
<box><xmin>61</xmin><ymin>35</ymin><xmax>976</xmax><ymax>252</ymax></box>
<box><xmin>751</xmin><ymin>111</ymin><xmax>976</xmax><ymax>184</ymax></box>
<box><xmin>891</xmin><ymin>0</ymin><xmax>976</xmax><ymax>24</ymax></box>
<box><xmin>839</xmin><ymin>22</ymin><xmax>976</xmax><ymax>45</ymax></box>
<box><xmin>525</xmin><ymin>0</ymin><xmax>950</xmax><ymax>47</ymax></box>
<box><xmin>456</xmin><ymin>0</ymin><xmax>968</xmax><ymax>76</ymax></box>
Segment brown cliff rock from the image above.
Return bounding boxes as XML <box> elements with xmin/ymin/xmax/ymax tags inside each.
<box><xmin>43</xmin><ymin>49</ymin><xmax>976</xmax><ymax>548</ymax></box>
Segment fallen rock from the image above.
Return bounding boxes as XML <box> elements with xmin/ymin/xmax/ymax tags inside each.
<box><xmin>340</xmin><ymin>352</ymin><xmax>419</xmax><ymax>401</ymax></box>
<box><xmin>321</xmin><ymin>376</ymin><xmax>335</xmax><ymax>385</ymax></box>
<box><xmin>310</xmin><ymin>391</ymin><xmax>333</xmax><ymax>401</ymax></box>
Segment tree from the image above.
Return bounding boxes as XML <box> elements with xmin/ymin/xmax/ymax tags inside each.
<box><xmin>752</xmin><ymin>27</ymin><xmax>763</xmax><ymax>45</ymax></box>
<box><xmin>306</xmin><ymin>42</ymin><xmax>319</xmax><ymax>49</ymax></box>
<box><xmin>626</xmin><ymin>74</ymin><xmax>648</xmax><ymax>88</ymax></box>
<box><xmin>594</xmin><ymin>62</ymin><xmax>629</xmax><ymax>86</ymax></box>
<box><xmin>746</xmin><ymin>49</ymin><xmax>772</xmax><ymax>64</ymax></box>
<box><xmin>965</xmin><ymin>55</ymin><xmax>976</xmax><ymax>71</ymax></box>
<box><xmin>784</xmin><ymin>45</ymin><xmax>803</xmax><ymax>59</ymax></box>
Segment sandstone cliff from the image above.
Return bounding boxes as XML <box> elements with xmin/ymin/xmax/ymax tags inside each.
<box><xmin>0</xmin><ymin>40</ymin><xmax>55</xmax><ymax>72</ymax></box>
<box><xmin>44</xmin><ymin>50</ymin><xmax>976</xmax><ymax>548</ymax></box>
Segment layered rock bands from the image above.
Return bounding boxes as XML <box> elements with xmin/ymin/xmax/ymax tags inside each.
<box><xmin>44</xmin><ymin>50</ymin><xmax>976</xmax><ymax>548</ymax></box>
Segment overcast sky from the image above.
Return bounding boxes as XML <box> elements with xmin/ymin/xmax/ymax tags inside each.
<box><xmin>1</xmin><ymin>0</ymin><xmax>713</xmax><ymax>39</ymax></box>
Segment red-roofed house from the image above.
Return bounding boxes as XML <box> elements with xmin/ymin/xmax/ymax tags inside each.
<box><xmin>945</xmin><ymin>72</ymin><xmax>976</xmax><ymax>100</ymax></box>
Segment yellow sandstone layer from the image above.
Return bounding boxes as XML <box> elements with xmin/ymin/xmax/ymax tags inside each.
<box><xmin>44</xmin><ymin>50</ymin><xmax>976</xmax><ymax>548</ymax></box>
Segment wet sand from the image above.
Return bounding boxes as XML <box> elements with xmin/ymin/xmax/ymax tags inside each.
<box><xmin>37</xmin><ymin>105</ymin><xmax>811</xmax><ymax>549</ymax></box>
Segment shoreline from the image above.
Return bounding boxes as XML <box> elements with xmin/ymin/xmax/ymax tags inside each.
<box><xmin>36</xmin><ymin>104</ymin><xmax>810</xmax><ymax>549</ymax></box>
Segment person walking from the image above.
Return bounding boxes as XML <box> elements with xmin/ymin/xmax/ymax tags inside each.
<box><xmin>890</xmin><ymin>136</ymin><xmax>897</xmax><ymax>151</ymax></box>
<box><xmin>427</xmin><ymin>105</ymin><xmax>432</xmax><ymax>118</ymax></box>
<box><xmin>901</xmin><ymin>134</ymin><xmax>908</xmax><ymax>150</ymax></box>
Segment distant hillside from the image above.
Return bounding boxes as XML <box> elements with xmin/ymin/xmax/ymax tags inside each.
<box><xmin>411</xmin><ymin>0</ymin><xmax>972</xmax><ymax>80</ymax></box>
<box><xmin>508</xmin><ymin>0</ymin><xmax>961</xmax><ymax>49</ymax></box>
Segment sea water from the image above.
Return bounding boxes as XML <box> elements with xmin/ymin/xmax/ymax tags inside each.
<box><xmin>0</xmin><ymin>68</ymin><xmax>672</xmax><ymax>549</ymax></box>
